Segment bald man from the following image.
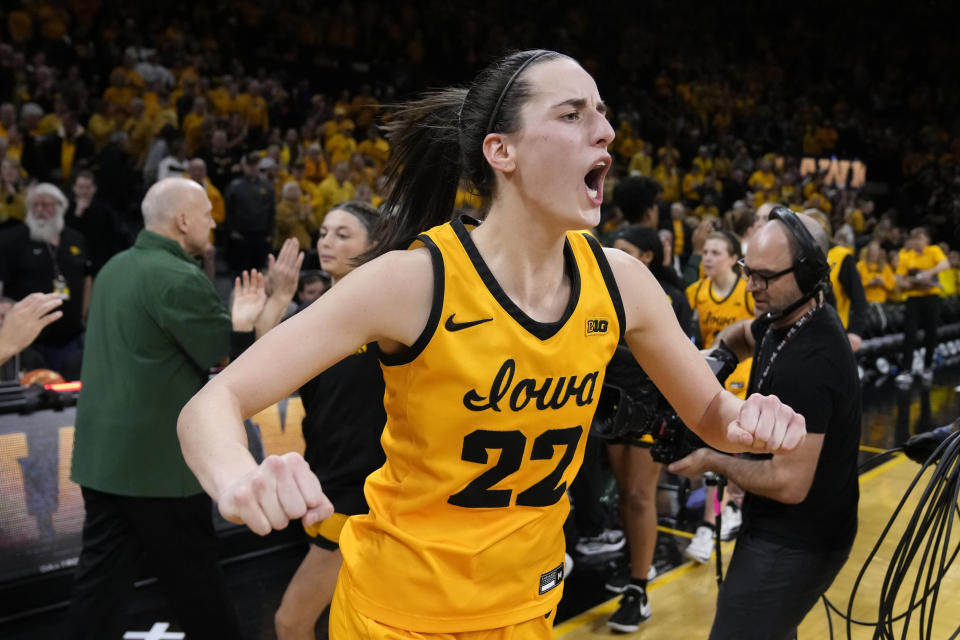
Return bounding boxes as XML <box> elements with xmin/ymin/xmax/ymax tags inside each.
<box><xmin>669</xmin><ymin>209</ymin><xmax>860</xmax><ymax>639</ymax></box>
<box><xmin>64</xmin><ymin>178</ymin><xmax>266</xmax><ymax>639</ymax></box>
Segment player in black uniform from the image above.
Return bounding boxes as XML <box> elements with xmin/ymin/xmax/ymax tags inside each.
<box><xmin>604</xmin><ymin>224</ymin><xmax>694</xmax><ymax>631</ymax></box>
<box><xmin>274</xmin><ymin>201</ymin><xmax>385</xmax><ymax>640</ymax></box>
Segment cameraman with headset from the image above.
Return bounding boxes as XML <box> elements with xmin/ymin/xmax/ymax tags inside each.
<box><xmin>667</xmin><ymin>208</ymin><xmax>861</xmax><ymax>640</ymax></box>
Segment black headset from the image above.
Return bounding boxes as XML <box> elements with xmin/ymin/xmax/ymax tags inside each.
<box><xmin>768</xmin><ymin>206</ymin><xmax>830</xmax><ymax>296</ymax></box>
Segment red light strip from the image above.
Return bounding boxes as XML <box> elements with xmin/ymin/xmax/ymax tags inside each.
<box><xmin>43</xmin><ymin>382</ymin><xmax>83</xmax><ymax>392</ymax></box>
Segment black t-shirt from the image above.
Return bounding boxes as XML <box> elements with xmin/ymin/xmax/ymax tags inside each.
<box><xmin>64</xmin><ymin>199</ymin><xmax>122</xmax><ymax>275</ymax></box>
<box><xmin>0</xmin><ymin>225</ymin><xmax>91</xmax><ymax>344</ymax></box>
<box><xmin>299</xmin><ymin>341</ymin><xmax>387</xmax><ymax>515</ymax></box>
<box><xmin>200</xmin><ymin>149</ymin><xmax>239</xmax><ymax>193</ymax></box>
<box><xmin>224</xmin><ymin>176</ymin><xmax>276</xmax><ymax>234</ymax></box>
<box><xmin>743</xmin><ymin>305</ymin><xmax>861</xmax><ymax>550</ymax></box>
<box><xmin>839</xmin><ymin>253</ymin><xmax>868</xmax><ymax>337</ymax></box>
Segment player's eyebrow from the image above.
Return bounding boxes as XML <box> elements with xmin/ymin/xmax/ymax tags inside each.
<box><xmin>551</xmin><ymin>98</ymin><xmax>608</xmax><ymax>114</ymax></box>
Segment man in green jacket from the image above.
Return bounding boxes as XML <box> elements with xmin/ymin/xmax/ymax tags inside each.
<box><xmin>65</xmin><ymin>177</ymin><xmax>270</xmax><ymax>639</ymax></box>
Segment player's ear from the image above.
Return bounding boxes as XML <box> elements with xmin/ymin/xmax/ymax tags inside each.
<box><xmin>482</xmin><ymin>132</ymin><xmax>517</xmax><ymax>174</ymax></box>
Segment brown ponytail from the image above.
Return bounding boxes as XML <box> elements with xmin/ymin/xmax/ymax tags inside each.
<box><xmin>361</xmin><ymin>49</ymin><xmax>565</xmax><ymax>262</ymax></box>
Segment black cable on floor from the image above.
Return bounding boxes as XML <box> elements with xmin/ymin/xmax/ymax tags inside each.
<box><xmin>823</xmin><ymin>595</ymin><xmax>835</xmax><ymax>638</ymax></box>
<box><xmin>858</xmin><ymin>447</ymin><xmax>904</xmax><ymax>472</ymax></box>
<box><xmin>817</xmin><ymin>432</ymin><xmax>960</xmax><ymax>640</ymax></box>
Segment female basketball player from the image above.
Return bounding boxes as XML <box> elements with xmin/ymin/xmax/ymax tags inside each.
<box><xmin>178</xmin><ymin>50</ymin><xmax>806</xmax><ymax>638</ymax></box>
<box><xmin>274</xmin><ymin>202</ymin><xmax>384</xmax><ymax>640</ymax></box>
<box><xmin>686</xmin><ymin>231</ymin><xmax>754</xmax><ymax>351</ymax></box>
<box><xmin>605</xmin><ymin>224</ymin><xmax>694</xmax><ymax>631</ymax></box>
<box><xmin>686</xmin><ymin>230</ymin><xmax>755</xmax><ymax>401</ymax></box>
<box><xmin>685</xmin><ymin>231</ymin><xmax>755</xmax><ymax>563</ymax></box>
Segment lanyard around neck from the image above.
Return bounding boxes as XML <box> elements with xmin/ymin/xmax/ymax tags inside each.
<box><xmin>756</xmin><ymin>305</ymin><xmax>819</xmax><ymax>392</ymax></box>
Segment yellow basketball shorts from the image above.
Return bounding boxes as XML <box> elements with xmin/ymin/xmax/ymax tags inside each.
<box><xmin>303</xmin><ymin>512</ymin><xmax>351</xmax><ymax>550</ymax></box>
<box><xmin>329</xmin><ymin>571</ymin><xmax>554</xmax><ymax>639</ymax></box>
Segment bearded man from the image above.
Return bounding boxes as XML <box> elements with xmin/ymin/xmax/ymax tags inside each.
<box><xmin>0</xmin><ymin>183</ymin><xmax>92</xmax><ymax>379</ymax></box>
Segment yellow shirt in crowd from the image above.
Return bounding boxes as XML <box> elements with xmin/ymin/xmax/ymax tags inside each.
<box><xmin>857</xmin><ymin>261</ymin><xmax>896</xmax><ymax>303</ymax></box>
<box><xmin>897</xmin><ymin>245</ymin><xmax>947</xmax><ymax>298</ymax></box>
<box><xmin>939</xmin><ymin>267</ymin><xmax>960</xmax><ymax>297</ymax></box>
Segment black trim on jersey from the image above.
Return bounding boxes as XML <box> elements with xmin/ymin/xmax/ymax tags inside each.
<box><xmin>380</xmin><ymin>234</ymin><xmax>445</xmax><ymax>366</ymax></box>
<box><xmin>694</xmin><ymin>277</ymin><xmax>752</xmax><ymax>315</ymax></box>
<box><xmin>582</xmin><ymin>233</ymin><xmax>626</xmax><ymax>341</ymax></box>
<box><xmin>452</xmin><ymin>216</ymin><xmax>580</xmax><ymax>341</ymax></box>
<box><xmin>697</xmin><ymin>276</ymin><xmax>739</xmax><ymax>306</ymax></box>
<box><xmin>307</xmin><ymin>530</ymin><xmax>341</xmax><ymax>551</ymax></box>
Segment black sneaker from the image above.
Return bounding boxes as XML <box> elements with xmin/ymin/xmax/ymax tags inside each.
<box><xmin>605</xmin><ymin>566</ymin><xmax>657</xmax><ymax>593</ymax></box>
<box><xmin>607</xmin><ymin>584</ymin><xmax>652</xmax><ymax>632</ymax></box>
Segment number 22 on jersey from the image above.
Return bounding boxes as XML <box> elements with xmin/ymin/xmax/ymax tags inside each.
<box><xmin>448</xmin><ymin>426</ymin><xmax>584</xmax><ymax>508</ymax></box>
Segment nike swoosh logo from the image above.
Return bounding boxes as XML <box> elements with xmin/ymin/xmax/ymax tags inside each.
<box><xmin>445</xmin><ymin>314</ymin><xmax>493</xmax><ymax>332</ymax></box>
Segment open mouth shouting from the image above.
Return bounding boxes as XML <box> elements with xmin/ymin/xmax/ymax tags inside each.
<box><xmin>584</xmin><ymin>156</ymin><xmax>611</xmax><ymax>206</ymax></box>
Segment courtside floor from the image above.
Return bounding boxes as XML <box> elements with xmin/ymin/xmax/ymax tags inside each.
<box><xmin>2</xmin><ymin>372</ymin><xmax>958</xmax><ymax>639</ymax></box>
<box><xmin>556</xmin><ymin>454</ymin><xmax>960</xmax><ymax>638</ymax></box>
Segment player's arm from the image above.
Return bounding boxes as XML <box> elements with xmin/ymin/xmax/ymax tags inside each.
<box><xmin>178</xmin><ymin>248</ymin><xmax>434</xmax><ymax>534</ymax></box>
<box><xmin>604</xmin><ymin>248</ymin><xmax>805</xmax><ymax>455</ymax></box>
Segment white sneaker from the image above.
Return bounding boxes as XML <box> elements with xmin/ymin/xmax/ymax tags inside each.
<box><xmin>685</xmin><ymin>525</ymin><xmax>714</xmax><ymax>563</ymax></box>
<box><xmin>895</xmin><ymin>372</ymin><xmax>913</xmax><ymax>388</ymax></box>
<box><xmin>720</xmin><ymin>504</ymin><xmax>742</xmax><ymax>541</ymax></box>
<box><xmin>575</xmin><ymin>528</ymin><xmax>626</xmax><ymax>555</ymax></box>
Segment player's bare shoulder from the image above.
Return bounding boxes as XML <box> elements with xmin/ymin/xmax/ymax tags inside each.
<box><xmin>601</xmin><ymin>245</ymin><xmax>669</xmax><ymax>333</ymax></box>
<box><xmin>602</xmin><ymin>245</ymin><xmax>655</xmax><ymax>293</ymax></box>
<box><xmin>338</xmin><ymin>246</ymin><xmax>437</xmax><ymax>350</ymax></box>
<box><xmin>602</xmin><ymin>245</ymin><xmax>637</xmax><ymax>274</ymax></box>
<box><xmin>348</xmin><ymin>246</ymin><xmax>433</xmax><ymax>297</ymax></box>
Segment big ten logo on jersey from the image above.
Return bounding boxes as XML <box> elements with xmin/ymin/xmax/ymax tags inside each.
<box><xmin>585</xmin><ymin>317</ymin><xmax>609</xmax><ymax>336</ymax></box>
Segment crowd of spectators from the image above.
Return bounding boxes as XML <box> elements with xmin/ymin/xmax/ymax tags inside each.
<box><xmin>0</xmin><ymin>6</ymin><xmax>958</xmax><ymax>637</ymax></box>
<box><xmin>0</xmin><ymin>0</ymin><xmax>959</xmax><ymax>380</ymax></box>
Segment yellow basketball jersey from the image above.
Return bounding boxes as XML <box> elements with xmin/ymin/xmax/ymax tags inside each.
<box><xmin>339</xmin><ymin>218</ymin><xmax>622</xmax><ymax>632</ymax></box>
<box><xmin>724</xmin><ymin>357</ymin><xmax>753</xmax><ymax>399</ymax></box>
<box><xmin>686</xmin><ymin>276</ymin><xmax>754</xmax><ymax>348</ymax></box>
<box><xmin>828</xmin><ymin>245</ymin><xmax>854</xmax><ymax>328</ymax></box>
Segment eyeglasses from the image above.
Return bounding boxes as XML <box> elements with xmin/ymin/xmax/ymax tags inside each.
<box><xmin>737</xmin><ymin>259</ymin><xmax>795</xmax><ymax>291</ymax></box>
